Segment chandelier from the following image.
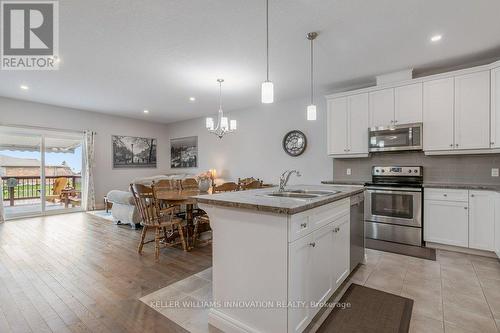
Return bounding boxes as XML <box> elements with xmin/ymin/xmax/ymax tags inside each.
<box><xmin>206</xmin><ymin>79</ymin><xmax>237</xmax><ymax>139</ymax></box>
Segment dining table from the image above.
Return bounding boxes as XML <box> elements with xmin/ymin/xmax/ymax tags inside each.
<box><xmin>154</xmin><ymin>188</ymin><xmax>211</xmax><ymax>249</ymax></box>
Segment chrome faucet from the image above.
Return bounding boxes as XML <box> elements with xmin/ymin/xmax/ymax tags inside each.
<box><xmin>279</xmin><ymin>170</ymin><xmax>301</xmax><ymax>192</ymax></box>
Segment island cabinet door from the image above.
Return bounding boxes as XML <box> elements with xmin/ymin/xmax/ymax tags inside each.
<box><xmin>332</xmin><ymin>215</ymin><xmax>350</xmax><ymax>288</ymax></box>
<box><xmin>288</xmin><ymin>233</ymin><xmax>314</xmax><ymax>333</ymax></box>
<box><xmin>310</xmin><ymin>223</ymin><xmax>335</xmax><ymax>308</ymax></box>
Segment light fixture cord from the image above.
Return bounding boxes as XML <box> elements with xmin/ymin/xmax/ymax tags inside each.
<box><xmin>310</xmin><ymin>37</ymin><xmax>314</xmax><ymax>105</ymax></box>
<box><xmin>266</xmin><ymin>0</ymin><xmax>270</xmax><ymax>81</ymax></box>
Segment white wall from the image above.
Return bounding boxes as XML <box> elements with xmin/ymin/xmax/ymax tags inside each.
<box><xmin>165</xmin><ymin>97</ymin><xmax>333</xmax><ymax>185</ymax></box>
<box><xmin>0</xmin><ymin>97</ymin><xmax>170</xmax><ymax>207</ymax></box>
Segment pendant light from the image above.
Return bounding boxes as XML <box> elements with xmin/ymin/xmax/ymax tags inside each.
<box><xmin>206</xmin><ymin>79</ymin><xmax>237</xmax><ymax>139</ymax></box>
<box><xmin>261</xmin><ymin>0</ymin><xmax>274</xmax><ymax>103</ymax></box>
<box><xmin>306</xmin><ymin>32</ymin><xmax>318</xmax><ymax>121</ymax></box>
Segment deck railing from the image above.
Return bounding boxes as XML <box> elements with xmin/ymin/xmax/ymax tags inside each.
<box><xmin>2</xmin><ymin>176</ymin><xmax>82</xmax><ymax>206</ymax></box>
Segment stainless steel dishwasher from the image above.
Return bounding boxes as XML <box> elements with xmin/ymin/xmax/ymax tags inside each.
<box><xmin>350</xmin><ymin>192</ymin><xmax>365</xmax><ymax>272</ymax></box>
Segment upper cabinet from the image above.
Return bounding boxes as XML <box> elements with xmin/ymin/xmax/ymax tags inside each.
<box><xmin>491</xmin><ymin>67</ymin><xmax>500</xmax><ymax>149</ymax></box>
<box><xmin>369</xmin><ymin>84</ymin><xmax>423</xmax><ymax>128</ymax></box>
<box><xmin>395</xmin><ymin>83</ymin><xmax>423</xmax><ymax>124</ymax></box>
<box><xmin>369</xmin><ymin>89</ymin><xmax>394</xmax><ymax>127</ymax></box>
<box><xmin>327</xmin><ymin>93</ymin><xmax>369</xmax><ymax>157</ymax></box>
<box><xmin>454</xmin><ymin>71</ymin><xmax>490</xmax><ymax>150</ymax></box>
<box><xmin>423</xmin><ymin>71</ymin><xmax>491</xmax><ymax>153</ymax></box>
<box><xmin>423</xmin><ymin>78</ymin><xmax>455</xmax><ymax>151</ymax></box>
<box><xmin>326</xmin><ymin>61</ymin><xmax>500</xmax><ymax>158</ymax></box>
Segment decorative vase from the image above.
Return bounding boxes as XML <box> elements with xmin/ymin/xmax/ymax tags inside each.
<box><xmin>198</xmin><ymin>179</ymin><xmax>211</xmax><ymax>192</ymax></box>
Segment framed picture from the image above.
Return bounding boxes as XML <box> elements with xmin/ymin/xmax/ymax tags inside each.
<box><xmin>170</xmin><ymin>136</ymin><xmax>198</xmax><ymax>168</ymax></box>
<box><xmin>112</xmin><ymin>135</ymin><xmax>157</xmax><ymax>168</ymax></box>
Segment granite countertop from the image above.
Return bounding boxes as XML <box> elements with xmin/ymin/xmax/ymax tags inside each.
<box><xmin>423</xmin><ymin>182</ymin><xmax>500</xmax><ymax>191</ymax></box>
<box><xmin>322</xmin><ymin>180</ymin><xmax>500</xmax><ymax>192</ymax></box>
<box><xmin>193</xmin><ymin>185</ymin><xmax>365</xmax><ymax>215</ymax></box>
<box><xmin>321</xmin><ymin>180</ymin><xmax>367</xmax><ymax>186</ymax></box>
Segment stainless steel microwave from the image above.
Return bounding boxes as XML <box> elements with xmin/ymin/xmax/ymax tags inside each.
<box><xmin>368</xmin><ymin>123</ymin><xmax>422</xmax><ymax>152</ymax></box>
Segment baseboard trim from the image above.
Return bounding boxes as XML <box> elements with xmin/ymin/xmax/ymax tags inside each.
<box><xmin>208</xmin><ymin>309</ymin><xmax>261</xmax><ymax>333</ymax></box>
<box><xmin>426</xmin><ymin>242</ymin><xmax>497</xmax><ymax>258</ymax></box>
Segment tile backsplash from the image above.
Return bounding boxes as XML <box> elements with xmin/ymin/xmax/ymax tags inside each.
<box><xmin>332</xmin><ymin>151</ymin><xmax>500</xmax><ymax>184</ymax></box>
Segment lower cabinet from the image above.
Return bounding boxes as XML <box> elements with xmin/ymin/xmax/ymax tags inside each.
<box><xmin>469</xmin><ymin>190</ymin><xmax>496</xmax><ymax>251</ymax></box>
<box><xmin>424</xmin><ymin>188</ymin><xmax>497</xmax><ymax>252</ymax></box>
<box><xmin>424</xmin><ymin>199</ymin><xmax>469</xmax><ymax>247</ymax></box>
<box><xmin>288</xmin><ymin>213</ymin><xmax>350</xmax><ymax>333</ymax></box>
<box><xmin>495</xmin><ymin>194</ymin><xmax>500</xmax><ymax>258</ymax></box>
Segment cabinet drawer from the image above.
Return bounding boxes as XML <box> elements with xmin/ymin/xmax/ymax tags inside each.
<box><xmin>289</xmin><ymin>199</ymin><xmax>350</xmax><ymax>242</ymax></box>
<box><xmin>424</xmin><ymin>188</ymin><xmax>468</xmax><ymax>202</ymax></box>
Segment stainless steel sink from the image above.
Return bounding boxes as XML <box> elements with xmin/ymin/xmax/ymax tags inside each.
<box><xmin>287</xmin><ymin>190</ymin><xmax>340</xmax><ymax>196</ymax></box>
<box><xmin>264</xmin><ymin>189</ymin><xmax>340</xmax><ymax>199</ymax></box>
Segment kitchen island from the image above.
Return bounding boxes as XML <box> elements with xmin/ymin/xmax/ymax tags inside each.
<box><xmin>194</xmin><ymin>185</ymin><xmax>365</xmax><ymax>333</ymax></box>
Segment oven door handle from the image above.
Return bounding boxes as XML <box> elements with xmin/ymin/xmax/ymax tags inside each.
<box><xmin>366</xmin><ymin>187</ymin><xmax>422</xmax><ymax>193</ymax></box>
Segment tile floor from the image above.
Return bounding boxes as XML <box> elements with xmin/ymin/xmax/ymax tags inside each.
<box><xmin>141</xmin><ymin>249</ymin><xmax>500</xmax><ymax>333</ymax></box>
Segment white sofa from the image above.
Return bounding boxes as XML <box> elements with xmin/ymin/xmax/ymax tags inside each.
<box><xmin>106</xmin><ymin>190</ymin><xmax>141</xmax><ymax>229</ymax></box>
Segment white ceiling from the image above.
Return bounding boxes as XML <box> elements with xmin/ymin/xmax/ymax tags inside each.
<box><xmin>1</xmin><ymin>0</ymin><xmax>500</xmax><ymax>123</ymax></box>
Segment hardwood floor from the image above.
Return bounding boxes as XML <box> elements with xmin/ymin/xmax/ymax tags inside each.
<box><xmin>0</xmin><ymin>212</ymin><xmax>212</xmax><ymax>333</ymax></box>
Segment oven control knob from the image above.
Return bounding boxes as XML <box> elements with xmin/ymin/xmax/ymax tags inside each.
<box><xmin>414</xmin><ymin>169</ymin><xmax>418</xmax><ymax>174</ymax></box>
<box><xmin>408</xmin><ymin>170</ymin><xmax>412</xmax><ymax>173</ymax></box>
<box><xmin>381</xmin><ymin>169</ymin><xmax>385</xmax><ymax>173</ymax></box>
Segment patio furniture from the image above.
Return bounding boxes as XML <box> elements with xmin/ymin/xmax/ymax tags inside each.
<box><xmin>106</xmin><ymin>190</ymin><xmax>141</xmax><ymax>228</ymax></box>
<box><xmin>131</xmin><ymin>184</ymin><xmax>187</xmax><ymax>261</ymax></box>
<box><xmin>46</xmin><ymin>177</ymin><xmax>68</xmax><ymax>203</ymax></box>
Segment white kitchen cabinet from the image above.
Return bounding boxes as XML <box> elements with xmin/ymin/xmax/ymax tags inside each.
<box><xmin>454</xmin><ymin>71</ymin><xmax>491</xmax><ymax>150</ymax></box>
<box><xmin>495</xmin><ymin>194</ymin><xmax>500</xmax><ymax>258</ymax></box>
<box><xmin>327</xmin><ymin>93</ymin><xmax>369</xmax><ymax>157</ymax></box>
<box><xmin>287</xmin><ymin>200</ymin><xmax>351</xmax><ymax>333</ymax></box>
<box><xmin>348</xmin><ymin>94</ymin><xmax>369</xmax><ymax>154</ymax></box>
<box><xmin>288</xmin><ymin>233</ymin><xmax>313</xmax><ymax>333</ymax></box>
<box><xmin>491</xmin><ymin>67</ymin><xmax>500</xmax><ymax>149</ymax></box>
<box><xmin>310</xmin><ymin>223</ymin><xmax>335</xmax><ymax>307</ymax></box>
<box><xmin>332</xmin><ymin>214</ymin><xmax>350</xmax><ymax>288</ymax></box>
<box><xmin>395</xmin><ymin>83</ymin><xmax>423</xmax><ymax>124</ymax></box>
<box><xmin>327</xmin><ymin>97</ymin><xmax>348</xmax><ymax>155</ymax></box>
<box><xmin>369</xmin><ymin>88</ymin><xmax>394</xmax><ymax>127</ymax></box>
<box><xmin>424</xmin><ymin>198</ymin><xmax>469</xmax><ymax>247</ymax></box>
<box><xmin>423</xmin><ymin>78</ymin><xmax>455</xmax><ymax>151</ymax></box>
<box><xmin>469</xmin><ymin>190</ymin><xmax>496</xmax><ymax>251</ymax></box>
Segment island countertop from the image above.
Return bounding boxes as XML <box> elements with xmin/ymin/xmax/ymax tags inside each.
<box><xmin>193</xmin><ymin>184</ymin><xmax>364</xmax><ymax>215</ymax></box>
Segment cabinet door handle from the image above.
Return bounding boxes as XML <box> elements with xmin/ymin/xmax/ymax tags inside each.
<box><xmin>394</xmin><ymin>120</ymin><xmax>398</xmax><ymax>123</ymax></box>
<box><xmin>464</xmin><ymin>207</ymin><xmax>468</xmax><ymax>210</ymax></box>
<box><xmin>309</xmin><ymin>242</ymin><xmax>316</xmax><ymax>248</ymax></box>
<box><xmin>333</xmin><ymin>227</ymin><xmax>340</xmax><ymax>233</ymax></box>
<box><xmin>443</xmin><ymin>194</ymin><xmax>447</xmax><ymax>197</ymax></box>
<box><xmin>470</xmin><ymin>194</ymin><xmax>475</xmax><ymax>198</ymax></box>
<box><xmin>455</xmin><ymin>144</ymin><xmax>459</xmax><ymax>147</ymax></box>
<box><xmin>449</xmin><ymin>144</ymin><xmax>453</xmax><ymax>147</ymax></box>
<box><xmin>491</xmin><ymin>142</ymin><xmax>495</xmax><ymax>145</ymax></box>
<box><xmin>300</xmin><ymin>223</ymin><xmax>307</xmax><ymax>229</ymax></box>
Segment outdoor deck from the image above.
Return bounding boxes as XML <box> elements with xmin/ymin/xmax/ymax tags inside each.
<box><xmin>2</xmin><ymin>176</ymin><xmax>82</xmax><ymax>218</ymax></box>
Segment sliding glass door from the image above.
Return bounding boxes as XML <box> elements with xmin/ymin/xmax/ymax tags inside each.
<box><xmin>1</xmin><ymin>126</ymin><xmax>84</xmax><ymax>219</ymax></box>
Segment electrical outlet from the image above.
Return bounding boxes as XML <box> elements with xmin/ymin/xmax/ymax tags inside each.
<box><xmin>492</xmin><ymin>168</ymin><xmax>499</xmax><ymax>177</ymax></box>
<box><xmin>346</xmin><ymin>168</ymin><xmax>352</xmax><ymax>176</ymax></box>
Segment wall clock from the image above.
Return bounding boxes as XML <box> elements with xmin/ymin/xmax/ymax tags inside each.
<box><xmin>283</xmin><ymin>130</ymin><xmax>307</xmax><ymax>157</ymax></box>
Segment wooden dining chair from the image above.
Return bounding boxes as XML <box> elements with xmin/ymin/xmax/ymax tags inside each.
<box><xmin>130</xmin><ymin>183</ymin><xmax>187</xmax><ymax>262</ymax></box>
<box><xmin>181</xmin><ymin>178</ymin><xmax>199</xmax><ymax>190</ymax></box>
<box><xmin>240</xmin><ymin>180</ymin><xmax>263</xmax><ymax>190</ymax></box>
<box><xmin>213</xmin><ymin>182</ymin><xmax>239</xmax><ymax>193</ymax></box>
<box><xmin>193</xmin><ymin>214</ymin><xmax>211</xmax><ymax>248</ymax></box>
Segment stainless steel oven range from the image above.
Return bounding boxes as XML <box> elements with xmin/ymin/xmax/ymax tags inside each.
<box><xmin>365</xmin><ymin>166</ymin><xmax>423</xmax><ymax>247</ymax></box>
